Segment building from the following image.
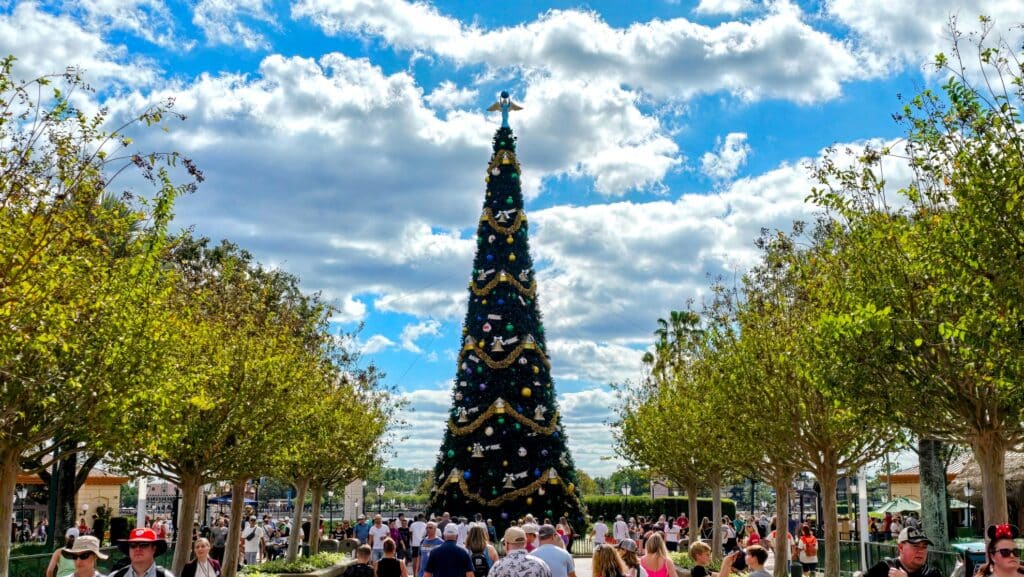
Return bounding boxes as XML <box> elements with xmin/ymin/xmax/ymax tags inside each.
<box><xmin>16</xmin><ymin>469</ymin><xmax>130</xmax><ymax>530</ymax></box>
<box><xmin>885</xmin><ymin>453</ymin><xmax>972</xmax><ymax>501</ymax></box>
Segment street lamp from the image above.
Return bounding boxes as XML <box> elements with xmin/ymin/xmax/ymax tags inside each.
<box><xmin>376</xmin><ymin>484</ymin><xmax>385</xmax><ymax>516</ymax></box>
<box><xmin>327</xmin><ymin>490</ymin><xmax>334</xmax><ymax>536</ymax></box>
<box><xmin>964</xmin><ymin>483</ymin><xmax>974</xmax><ymax>533</ymax></box>
<box><xmin>361</xmin><ymin>480</ymin><xmax>368</xmax><ymax>518</ymax></box>
<box><xmin>620</xmin><ymin>484</ymin><xmax>631</xmax><ymax>516</ymax></box>
<box><xmin>760</xmin><ymin>500</ymin><xmax>768</xmax><ymax>513</ymax></box>
<box><xmin>16</xmin><ymin>486</ymin><xmax>27</xmax><ymax>525</ymax></box>
<box><xmin>849</xmin><ymin>480</ymin><xmax>859</xmax><ymax>540</ymax></box>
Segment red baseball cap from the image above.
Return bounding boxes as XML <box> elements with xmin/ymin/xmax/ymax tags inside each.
<box><xmin>118</xmin><ymin>528</ymin><xmax>168</xmax><ymax>555</ymax></box>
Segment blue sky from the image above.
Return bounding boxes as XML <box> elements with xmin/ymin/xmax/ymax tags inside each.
<box><xmin>2</xmin><ymin>0</ymin><xmax>1017</xmax><ymax>477</ymax></box>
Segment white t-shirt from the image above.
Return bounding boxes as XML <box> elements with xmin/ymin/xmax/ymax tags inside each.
<box><xmin>410</xmin><ymin>521</ymin><xmax>427</xmax><ymax>547</ymax></box>
<box><xmin>593</xmin><ymin>522</ymin><xmax>608</xmax><ymax>544</ymax></box>
<box><xmin>665</xmin><ymin>525</ymin><xmax>680</xmax><ymax>543</ymax></box>
<box><xmin>369</xmin><ymin>524</ymin><xmax>390</xmax><ymax>549</ymax></box>
<box><xmin>456</xmin><ymin>523</ymin><xmax>468</xmax><ymax>548</ymax></box>
<box><xmin>243</xmin><ymin>525</ymin><xmax>265</xmax><ymax>553</ymax></box>
<box><xmin>613</xmin><ymin>520</ymin><xmax>629</xmax><ymax>541</ymax></box>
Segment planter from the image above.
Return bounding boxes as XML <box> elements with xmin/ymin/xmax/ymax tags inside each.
<box><xmin>676</xmin><ymin>568</ymin><xmax>691</xmax><ymax>577</ymax></box>
<box><xmin>268</xmin><ymin>562</ymin><xmax>351</xmax><ymax>577</ymax></box>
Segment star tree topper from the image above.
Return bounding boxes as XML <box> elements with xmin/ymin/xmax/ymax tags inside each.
<box><xmin>487</xmin><ymin>91</ymin><xmax>523</xmax><ymax>128</ymax></box>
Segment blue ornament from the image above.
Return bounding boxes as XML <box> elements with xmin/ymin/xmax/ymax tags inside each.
<box><xmin>498</xmin><ymin>298</ymin><xmax>505</xmax><ymax>305</ymax></box>
<box><xmin>501</xmin><ymin>512</ymin><xmax>509</xmax><ymax>519</ymax></box>
<box><xmin>534</xmin><ymin>468</ymin><xmax>541</xmax><ymax>477</ymax></box>
<box><xmin>553</xmin><ymin>432</ymin><xmax>560</xmax><ymax>438</ymax></box>
<box><xmin>479</xmin><ymin>383</ymin><xmax>487</xmax><ymax>391</ymax></box>
<box><xmin>464</xmin><ymin>471</ymin><xmax>472</xmax><ymax>480</ymax></box>
<box><xmin>486</xmin><ymin>254</ymin><xmax>494</xmax><ymax>262</ymax></box>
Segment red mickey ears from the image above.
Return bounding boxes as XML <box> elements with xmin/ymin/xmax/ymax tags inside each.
<box><xmin>987</xmin><ymin>523</ymin><xmax>1020</xmax><ymax>541</ymax></box>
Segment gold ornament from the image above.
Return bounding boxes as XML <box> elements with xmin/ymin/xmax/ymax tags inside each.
<box><xmin>532</xmin><ymin>365</ymin><xmax>540</xmax><ymax>374</ymax></box>
<box><xmin>509</xmin><ymin>253</ymin><xmax>516</xmax><ymax>262</ymax></box>
<box><xmin>506</xmin><ymin>236</ymin><xmax>514</xmax><ymax>244</ymax></box>
<box><xmin>495</xmin><ymin>398</ymin><xmax>506</xmax><ymax>413</ymax></box>
<box><xmin>521</xmin><ymin>387</ymin><xmax>532</xmax><ymax>398</ymax></box>
<box><xmin>526</xmin><ymin>497</ymin><xmax>533</xmax><ymax>505</ymax></box>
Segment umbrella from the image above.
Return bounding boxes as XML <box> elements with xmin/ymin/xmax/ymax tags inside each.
<box><xmin>871</xmin><ymin>496</ymin><xmax>922</xmax><ymax>517</ymax></box>
<box><xmin>207</xmin><ymin>493</ymin><xmax>257</xmax><ymax>506</ymax></box>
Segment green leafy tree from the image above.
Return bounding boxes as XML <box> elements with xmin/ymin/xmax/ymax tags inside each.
<box><xmin>809</xmin><ymin>18</ymin><xmax>1024</xmax><ymax>528</ymax></box>
<box><xmin>0</xmin><ymin>55</ymin><xmax>198</xmax><ymax>577</ymax></box>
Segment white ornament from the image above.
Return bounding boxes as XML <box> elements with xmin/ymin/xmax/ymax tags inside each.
<box><xmin>485</xmin><ymin>426</ymin><xmax>494</xmax><ymax>436</ymax></box>
<box><xmin>533</xmin><ymin>406</ymin><xmax>546</xmax><ymax>421</ymax></box>
<box><xmin>491</xmin><ymin>167</ymin><xmax>501</xmax><ymax>176</ymax></box>
<box><xmin>517</xmin><ymin>447</ymin><xmax>527</xmax><ymax>457</ymax></box>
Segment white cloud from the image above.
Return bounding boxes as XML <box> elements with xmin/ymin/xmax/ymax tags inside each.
<box><xmin>694</xmin><ymin>0</ymin><xmax>758</xmax><ymax>15</ymax></box>
<box><xmin>701</xmin><ymin>132</ymin><xmax>751</xmax><ymax>182</ymax></box>
<box><xmin>826</xmin><ymin>0</ymin><xmax>1024</xmax><ymax>75</ymax></box>
<box><xmin>547</xmin><ymin>340</ymin><xmax>646</xmax><ymax>385</ymax></box>
<box><xmin>425</xmin><ymin>80</ymin><xmax>477</xmax><ymax>109</ymax></box>
<box><xmin>361</xmin><ymin>334</ymin><xmax>395</xmax><ymax>354</ymax></box>
<box><xmin>68</xmin><ymin>0</ymin><xmax>184</xmax><ymax>49</ymax></box>
<box><xmin>193</xmin><ymin>0</ymin><xmax>276</xmax><ymax>50</ymax></box>
<box><xmin>0</xmin><ymin>2</ymin><xmax>156</xmax><ymax>86</ymax></box>
<box><xmin>293</xmin><ymin>0</ymin><xmax>864</xmax><ymax>103</ymax></box>
<box><xmin>400</xmin><ymin>320</ymin><xmax>443</xmax><ymax>353</ymax></box>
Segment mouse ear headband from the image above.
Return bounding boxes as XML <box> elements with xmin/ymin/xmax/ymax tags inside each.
<box><xmin>987</xmin><ymin>524</ymin><xmax>1020</xmax><ymax>541</ymax></box>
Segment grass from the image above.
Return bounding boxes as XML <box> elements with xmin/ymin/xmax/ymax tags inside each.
<box><xmin>242</xmin><ymin>553</ymin><xmax>350</xmax><ymax>575</ymax></box>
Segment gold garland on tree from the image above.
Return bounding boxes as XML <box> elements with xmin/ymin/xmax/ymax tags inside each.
<box><xmin>486</xmin><ymin>149</ymin><xmax>521</xmax><ymax>175</ymax></box>
<box><xmin>458</xmin><ymin>340</ymin><xmax>551</xmax><ymax>370</ymax></box>
<box><xmin>479</xmin><ymin>208</ymin><xmax>527</xmax><ymax>236</ymax></box>
<box><xmin>469</xmin><ymin>270</ymin><xmax>536</xmax><ymax>298</ymax></box>
<box><xmin>447</xmin><ymin>396</ymin><xmax>560</xmax><ymax>436</ymax></box>
<box><xmin>434</xmin><ymin>467</ymin><xmax>566</xmax><ymax>507</ymax></box>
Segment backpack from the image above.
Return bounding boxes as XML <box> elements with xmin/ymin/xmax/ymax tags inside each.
<box><xmin>803</xmin><ymin>537</ymin><xmax>817</xmax><ymax>557</ymax></box>
<box><xmin>471</xmin><ymin>551</ymin><xmax>491</xmax><ymax>577</ymax></box>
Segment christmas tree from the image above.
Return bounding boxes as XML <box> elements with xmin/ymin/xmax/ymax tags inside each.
<box><xmin>429</xmin><ymin>92</ymin><xmax>585</xmax><ymax>528</ymax></box>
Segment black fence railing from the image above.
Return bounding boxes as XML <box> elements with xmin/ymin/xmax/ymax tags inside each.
<box><xmin>836</xmin><ymin>541</ymin><xmax>963</xmax><ymax>577</ymax></box>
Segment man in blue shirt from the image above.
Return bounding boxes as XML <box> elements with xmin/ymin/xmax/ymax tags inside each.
<box><xmin>423</xmin><ymin>523</ymin><xmax>472</xmax><ymax>577</ymax></box>
<box><xmin>417</xmin><ymin>522</ymin><xmax>444</xmax><ymax>577</ymax></box>
<box><xmin>354</xmin><ymin>515</ymin><xmax>370</xmax><ymax>545</ymax></box>
<box><xmin>530</xmin><ymin>525</ymin><xmax>575</xmax><ymax>577</ymax></box>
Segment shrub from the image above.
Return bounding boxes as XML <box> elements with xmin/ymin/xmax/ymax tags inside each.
<box><xmin>242</xmin><ymin>553</ymin><xmax>349</xmax><ymax>575</ymax></box>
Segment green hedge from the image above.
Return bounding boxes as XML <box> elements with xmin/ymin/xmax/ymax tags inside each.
<box><xmin>582</xmin><ymin>496</ymin><xmax>735</xmax><ymax>523</ymax></box>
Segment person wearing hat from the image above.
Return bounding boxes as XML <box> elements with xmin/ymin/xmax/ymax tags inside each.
<box><xmin>241</xmin><ymin>516</ymin><xmax>266</xmax><ymax>566</ymax></box>
<box><xmin>615</xmin><ymin>539</ymin><xmax>647</xmax><ymax>577</ymax></box>
<box><xmin>490</xmin><ymin>527</ymin><xmax>551</xmax><ymax>577</ymax></box>
<box><xmin>417</xmin><ymin>522</ymin><xmax>443</xmax><ymax>577</ymax></box>
<box><xmin>864</xmin><ymin>527</ymin><xmax>941</xmax><ymax>577</ymax></box>
<box><xmin>354</xmin><ymin>515</ymin><xmax>370</xmax><ymax>545</ymax></box>
<box><xmin>422</xmin><ymin>522</ymin><xmax>473</xmax><ymax>577</ymax></box>
<box><xmin>58</xmin><ymin>535</ymin><xmax>107</xmax><ymax>577</ymax></box>
<box><xmin>110</xmin><ymin>527</ymin><xmax>174</xmax><ymax>577</ymax></box>
<box><xmin>530</xmin><ymin>525</ymin><xmax>576</xmax><ymax>577</ymax></box>
<box><xmin>973</xmin><ymin>524</ymin><xmax>1022</xmax><ymax>577</ymax></box>
<box><xmin>522</xmin><ymin>523</ymin><xmax>540</xmax><ymax>553</ymax></box>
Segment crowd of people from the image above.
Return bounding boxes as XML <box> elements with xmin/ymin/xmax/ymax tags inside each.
<box><xmin>33</xmin><ymin>503</ymin><xmax>1021</xmax><ymax>577</ymax></box>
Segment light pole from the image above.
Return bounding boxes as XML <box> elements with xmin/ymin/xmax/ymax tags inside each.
<box><xmin>760</xmin><ymin>500</ymin><xmax>768</xmax><ymax>514</ymax></box>
<box><xmin>621</xmin><ymin>484</ymin><xmax>631</xmax><ymax>517</ymax></box>
<box><xmin>327</xmin><ymin>490</ymin><xmax>334</xmax><ymax>536</ymax></box>
<box><xmin>849</xmin><ymin>480</ymin><xmax>859</xmax><ymax>540</ymax></box>
<box><xmin>964</xmin><ymin>483</ymin><xmax>974</xmax><ymax>534</ymax></box>
<box><xmin>16</xmin><ymin>486</ymin><xmax>27</xmax><ymax>526</ymax></box>
<box><xmin>361</xmin><ymin>480</ymin><xmax>368</xmax><ymax>518</ymax></box>
<box><xmin>376</xmin><ymin>484</ymin><xmax>385</xmax><ymax>516</ymax></box>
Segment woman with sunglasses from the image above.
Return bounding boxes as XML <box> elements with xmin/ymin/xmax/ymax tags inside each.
<box><xmin>975</xmin><ymin>524</ymin><xmax>1023</xmax><ymax>577</ymax></box>
<box><xmin>59</xmin><ymin>535</ymin><xmax>108</xmax><ymax>577</ymax></box>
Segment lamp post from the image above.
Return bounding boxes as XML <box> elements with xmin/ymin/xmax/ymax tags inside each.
<box><xmin>376</xmin><ymin>484</ymin><xmax>385</xmax><ymax>516</ymax></box>
<box><xmin>849</xmin><ymin>480</ymin><xmax>859</xmax><ymax>540</ymax></box>
<box><xmin>760</xmin><ymin>500</ymin><xmax>768</xmax><ymax>514</ymax></box>
<box><xmin>361</xmin><ymin>480</ymin><xmax>368</xmax><ymax>518</ymax></box>
<box><xmin>327</xmin><ymin>490</ymin><xmax>334</xmax><ymax>536</ymax></box>
<box><xmin>621</xmin><ymin>484</ymin><xmax>631</xmax><ymax>517</ymax></box>
<box><xmin>16</xmin><ymin>486</ymin><xmax>27</xmax><ymax>525</ymax></box>
<box><xmin>964</xmin><ymin>483</ymin><xmax>974</xmax><ymax>533</ymax></box>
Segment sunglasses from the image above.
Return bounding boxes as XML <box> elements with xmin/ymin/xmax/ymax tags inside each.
<box><xmin>66</xmin><ymin>553</ymin><xmax>94</xmax><ymax>560</ymax></box>
<box><xmin>995</xmin><ymin>548</ymin><xmax>1022</xmax><ymax>558</ymax></box>
<box><xmin>128</xmin><ymin>543</ymin><xmax>155</xmax><ymax>549</ymax></box>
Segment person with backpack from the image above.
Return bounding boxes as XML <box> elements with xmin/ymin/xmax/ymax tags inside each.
<box><xmin>109</xmin><ymin>528</ymin><xmax>175</xmax><ymax>577</ymax></box>
<box><xmin>530</xmin><ymin>525</ymin><xmax>576</xmax><ymax>577</ymax></box>
<box><xmin>797</xmin><ymin>524</ymin><xmax>819</xmax><ymax>575</ymax></box>
<box><xmin>466</xmin><ymin>525</ymin><xmax>498</xmax><ymax>577</ymax></box>
<box><xmin>422</xmin><ymin>524</ymin><xmax>473</xmax><ymax>577</ymax></box>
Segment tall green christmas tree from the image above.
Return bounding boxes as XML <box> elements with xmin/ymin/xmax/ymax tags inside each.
<box><xmin>429</xmin><ymin>92</ymin><xmax>584</xmax><ymax>527</ymax></box>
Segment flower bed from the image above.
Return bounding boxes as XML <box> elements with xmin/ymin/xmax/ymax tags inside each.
<box><xmin>242</xmin><ymin>553</ymin><xmax>351</xmax><ymax>577</ymax></box>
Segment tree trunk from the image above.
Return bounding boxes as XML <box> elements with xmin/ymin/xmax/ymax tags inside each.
<box><xmin>0</xmin><ymin>445</ymin><xmax>20</xmax><ymax>577</ymax></box>
<box><xmin>287</xmin><ymin>479</ymin><xmax>309</xmax><ymax>562</ymax></box>
<box><xmin>221</xmin><ymin>478</ymin><xmax>247</xmax><ymax>577</ymax></box>
<box><xmin>54</xmin><ymin>444</ymin><xmax>78</xmax><ymax>542</ymax></box>
<box><xmin>918</xmin><ymin>439</ymin><xmax>950</xmax><ymax>552</ymax></box>
<box><xmin>687</xmin><ymin>483</ymin><xmax>699</xmax><ymax>547</ymax></box>
<box><xmin>971</xmin><ymin>433</ymin><xmax>1009</xmax><ymax>527</ymax></box>
<box><xmin>816</xmin><ymin>467</ymin><xmax>839</xmax><ymax>577</ymax></box>
<box><xmin>773</xmin><ymin>477</ymin><xmax>791</xmax><ymax>577</ymax></box>
<box><xmin>711</xmin><ymin>472</ymin><xmax>723</xmax><ymax>561</ymax></box>
<box><xmin>171</xmin><ymin>474</ymin><xmax>202</xmax><ymax>575</ymax></box>
<box><xmin>309</xmin><ymin>487</ymin><xmax>323</xmax><ymax>556</ymax></box>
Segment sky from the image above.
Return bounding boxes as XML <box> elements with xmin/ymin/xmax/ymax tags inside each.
<box><xmin>2</xmin><ymin>0</ymin><xmax>1019</xmax><ymax>478</ymax></box>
